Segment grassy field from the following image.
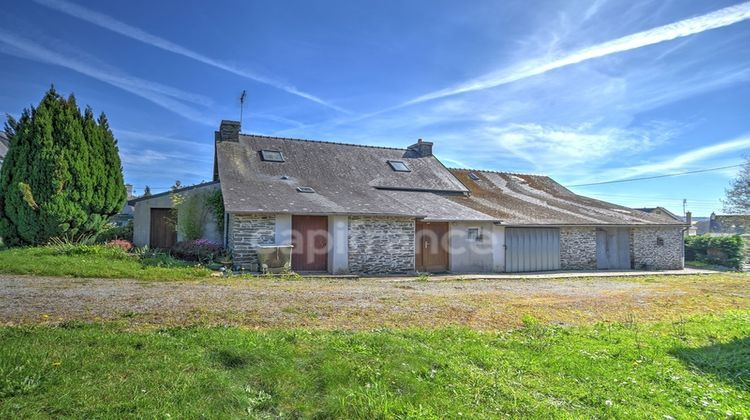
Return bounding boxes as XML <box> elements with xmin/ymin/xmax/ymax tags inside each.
<box><xmin>1</xmin><ymin>312</ymin><xmax>748</xmax><ymax>418</ymax></box>
<box><xmin>0</xmin><ymin>246</ymin><xmax>212</xmax><ymax>281</ymax></box>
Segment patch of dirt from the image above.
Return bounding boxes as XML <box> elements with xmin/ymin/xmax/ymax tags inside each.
<box><xmin>0</xmin><ymin>274</ymin><xmax>748</xmax><ymax>330</ymax></box>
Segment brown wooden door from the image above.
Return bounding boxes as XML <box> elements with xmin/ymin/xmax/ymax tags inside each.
<box><xmin>150</xmin><ymin>208</ymin><xmax>177</xmax><ymax>249</ymax></box>
<box><xmin>291</xmin><ymin>216</ymin><xmax>328</xmax><ymax>272</ymax></box>
<box><xmin>416</xmin><ymin>221</ymin><xmax>449</xmax><ymax>273</ymax></box>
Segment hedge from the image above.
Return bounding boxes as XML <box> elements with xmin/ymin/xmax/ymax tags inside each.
<box><xmin>684</xmin><ymin>234</ymin><xmax>746</xmax><ymax>270</ymax></box>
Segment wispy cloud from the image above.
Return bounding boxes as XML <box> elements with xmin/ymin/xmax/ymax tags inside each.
<box><xmin>396</xmin><ymin>1</ymin><xmax>750</xmax><ymax>108</ymax></box>
<box><xmin>33</xmin><ymin>0</ymin><xmax>348</xmax><ymax>113</ymax></box>
<box><xmin>478</xmin><ymin>121</ymin><xmax>676</xmax><ymax>171</ymax></box>
<box><xmin>114</xmin><ymin>129</ymin><xmax>211</xmax><ymax>149</ymax></box>
<box><xmin>583</xmin><ymin>0</ymin><xmax>608</xmax><ymax>21</ymax></box>
<box><xmin>0</xmin><ymin>28</ymin><xmax>216</xmax><ymax>125</ymax></box>
<box><xmin>583</xmin><ymin>135</ymin><xmax>750</xmax><ymax>183</ymax></box>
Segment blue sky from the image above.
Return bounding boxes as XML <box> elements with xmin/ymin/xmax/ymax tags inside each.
<box><xmin>1</xmin><ymin>0</ymin><xmax>750</xmax><ymax>216</ymax></box>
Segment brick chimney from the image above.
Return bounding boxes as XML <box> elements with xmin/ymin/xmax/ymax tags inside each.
<box><xmin>218</xmin><ymin>120</ymin><xmax>241</xmax><ymax>142</ymax></box>
<box><xmin>685</xmin><ymin>211</ymin><xmax>692</xmax><ymax>225</ymax></box>
<box><xmin>406</xmin><ymin>138</ymin><xmax>433</xmax><ymax>157</ymax></box>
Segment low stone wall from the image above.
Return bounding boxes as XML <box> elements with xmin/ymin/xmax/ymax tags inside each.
<box><xmin>560</xmin><ymin>227</ymin><xmax>597</xmax><ymax>270</ymax></box>
<box><xmin>348</xmin><ymin>216</ymin><xmax>415</xmax><ymax>274</ymax></box>
<box><xmin>632</xmin><ymin>227</ymin><xmax>684</xmax><ymax>270</ymax></box>
<box><xmin>228</xmin><ymin>214</ymin><xmax>276</xmax><ymax>270</ymax></box>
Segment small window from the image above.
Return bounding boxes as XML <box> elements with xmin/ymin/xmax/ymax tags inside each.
<box><xmin>296</xmin><ymin>186</ymin><xmax>316</xmax><ymax>193</ymax></box>
<box><xmin>468</xmin><ymin>172</ymin><xmax>480</xmax><ymax>181</ymax></box>
<box><xmin>260</xmin><ymin>150</ymin><xmax>284</xmax><ymax>162</ymax></box>
<box><xmin>388</xmin><ymin>160</ymin><xmax>410</xmax><ymax>172</ymax></box>
<box><xmin>656</xmin><ymin>237</ymin><xmax>664</xmax><ymax>246</ymax></box>
<box><xmin>468</xmin><ymin>227</ymin><xmax>481</xmax><ymax>241</ymax></box>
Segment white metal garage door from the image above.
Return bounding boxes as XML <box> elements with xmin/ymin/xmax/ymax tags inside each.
<box><xmin>506</xmin><ymin>228</ymin><xmax>560</xmax><ymax>272</ymax></box>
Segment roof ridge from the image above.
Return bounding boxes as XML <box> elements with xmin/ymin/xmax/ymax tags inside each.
<box><xmin>240</xmin><ymin>132</ymin><xmax>407</xmax><ymax>151</ymax></box>
<box><xmin>448</xmin><ymin>167</ymin><xmax>547</xmax><ymax>177</ymax></box>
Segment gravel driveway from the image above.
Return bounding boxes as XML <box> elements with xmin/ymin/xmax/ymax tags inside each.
<box><xmin>1</xmin><ymin>274</ymin><xmax>748</xmax><ymax>329</ymax></box>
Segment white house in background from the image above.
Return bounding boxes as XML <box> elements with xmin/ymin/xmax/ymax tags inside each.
<box><xmin>0</xmin><ymin>131</ymin><xmax>9</xmax><ymax>169</ymax></box>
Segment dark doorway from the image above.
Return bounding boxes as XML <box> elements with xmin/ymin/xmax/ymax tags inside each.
<box><xmin>416</xmin><ymin>221</ymin><xmax>449</xmax><ymax>273</ymax></box>
<box><xmin>150</xmin><ymin>208</ymin><xmax>176</xmax><ymax>249</ymax></box>
<box><xmin>291</xmin><ymin>215</ymin><xmax>328</xmax><ymax>272</ymax></box>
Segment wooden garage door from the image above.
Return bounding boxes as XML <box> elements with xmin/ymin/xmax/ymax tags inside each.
<box><xmin>291</xmin><ymin>216</ymin><xmax>328</xmax><ymax>272</ymax></box>
<box><xmin>150</xmin><ymin>208</ymin><xmax>176</xmax><ymax>249</ymax></box>
<box><xmin>416</xmin><ymin>221</ymin><xmax>449</xmax><ymax>273</ymax></box>
<box><xmin>506</xmin><ymin>228</ymin><xmax>560</xmax><ymax>272</ymax></box>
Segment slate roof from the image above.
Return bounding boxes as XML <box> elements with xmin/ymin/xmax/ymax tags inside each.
<box><xmin>447</xmin><ymin>169</ymin><xmax>685</xmax><ymax>226</ymax></box>
<box><xmin>633</xmin><ymin>207</ymin><xmax>683</xmax><ymax>222</ymax></box>
<box><xmin>216</xmin><ymin>134</ymin><xmax>494</xmax><ymax>221</ymax></box>
<box><xmin>215</xmin><ymin>132</ymin><xmax>684</xmax><ymax>226</ymax></box>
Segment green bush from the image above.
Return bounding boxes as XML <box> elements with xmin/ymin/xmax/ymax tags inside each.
<box><xmin>685</xmin><ymin>235</ymin><xmax>746</xmax><ymax>269</ymax></box>
<box><xmin>170</xmin><ymin>190</ymin><xmax>211</xmax><ymax>241</ymax></box>
<box><xmin>96</xmin><ymin>221</ymin><xmax>133</xmax><ymax>243</ymax></box>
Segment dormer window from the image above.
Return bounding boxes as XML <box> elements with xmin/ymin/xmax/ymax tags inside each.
<box><xmin>388</xmin><ymin>160</ymin><xmax>410</xmax><ymax>172</ymax></box>
<box><xmin>260</xmin><ymin>150</ymin><xmax>284</xmax><ymax>162</ymax></box>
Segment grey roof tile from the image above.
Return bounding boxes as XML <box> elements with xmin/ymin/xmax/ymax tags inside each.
<box><xmin>448</xmin><ymin>169</ymin><xmax>684</xmax><ymax>225</ymax></box>
<box><xmin>217</xmin><ymin>134</ymin><xmax>489</xmax><ymax>220</ymax></box>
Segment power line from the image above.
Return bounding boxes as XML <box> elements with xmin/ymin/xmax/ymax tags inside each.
<box><xmin>566</xmin><ymin>164</ymin><xmax>743</xmax><ymax>188</ymax></box>
<box><xmin>584</xmin><ymin>193</ymin><xmax>719</xmax><ymax>203</ymax></box>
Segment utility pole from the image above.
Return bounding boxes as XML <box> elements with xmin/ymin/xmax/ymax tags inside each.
<box><xmin>239</xmin><ymin>90</ymin><xmax>247</xmax><ymax>126</ymax></box>
<box><xmin>683</xmin><ymin>198</ymin><xmax>687</xmax><ymax>216</ymax></box>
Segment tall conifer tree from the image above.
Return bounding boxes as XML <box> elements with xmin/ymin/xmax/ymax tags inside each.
<box><xmin>0</xmin><ymin>87</ymin><xmax>126</xmax><ymax>245</ymax></box>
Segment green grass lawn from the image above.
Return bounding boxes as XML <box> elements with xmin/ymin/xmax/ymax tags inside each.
<box><xmin>0</xmin><ymin>246</ymin><xmax>212</xmax><ymax>281</ymax></box>
<box><xmin>1</xmin><ymin>312</ymin><xmax>748</xmax><ymax>418</ymax></box>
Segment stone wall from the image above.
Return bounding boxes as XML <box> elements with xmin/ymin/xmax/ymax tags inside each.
<box><xmin>632</xmin><ymin>227</ymin><xmax>684</xmax><ymax>270</ymax></box>
<box><xmin>228</xmin><ymin>214</ymin><xmax>276</xmax><ymax>270</ymax></box>
<box><xmin>560</xmin><ymin>227</ymin><xmax>597</xmax><ymax>270</ymax></box>
<box><xmin>348</xmin><ymin>216</ymin><xmax>415</xmax><ymax>274</ymax></box>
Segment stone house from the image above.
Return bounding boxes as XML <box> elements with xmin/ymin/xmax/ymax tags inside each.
<box><xmin>697</xmin><ymin>212</ymin><xmax>750</xmax><ymax>235</ymax></box>
<box><xmin>131</xmin><ymin>120</ymin><xmax>686</xmax><ymax>274</ymax></box>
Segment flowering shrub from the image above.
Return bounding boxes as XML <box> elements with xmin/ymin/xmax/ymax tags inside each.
<box><xmin>171</xmin><ymin>239</ymin><xmax>225</xmax><ymax>262</ymax></box>
<box><xmin>106</xmin><ymin>239</ymin><xmax>134</xmax><ymax>252</ymax></box>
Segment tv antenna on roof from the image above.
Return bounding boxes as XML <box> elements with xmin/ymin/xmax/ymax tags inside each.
<box><xmin>239</xmin><ymin>90</ymin><xmax>247</xmax><ymax>125</ymax></box>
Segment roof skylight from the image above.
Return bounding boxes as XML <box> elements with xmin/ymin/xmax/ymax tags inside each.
<box><xmin>468</xmin><ymin>172</ymin><xmax>480</xmax><ymax>181</ymax></box>
<box><xmin>388</xmin><ymin>160</ymin><xmax>410</xmax><ymax>172</ymax></box>
<box><xmin>260</xmin><ymin>150</ymin><xmax>284</xmax><ymax>162</ymax></box>
<box><xmin>296</xmin><ymin>186</ymin><xmax>316</xmax><ymax>193</ymax></box>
